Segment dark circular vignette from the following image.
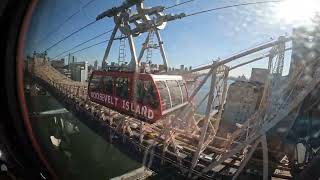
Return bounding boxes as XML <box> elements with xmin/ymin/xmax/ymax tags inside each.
<box><xmin>1</xmin><ymin>0</ymin><xmax>56</xmax><ymax>179</ymax></box>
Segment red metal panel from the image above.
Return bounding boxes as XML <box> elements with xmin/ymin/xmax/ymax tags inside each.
<box><xmin>88</xmin><ymin>71</ymin><xmax>162</xmax><ymax>123</ymax></box>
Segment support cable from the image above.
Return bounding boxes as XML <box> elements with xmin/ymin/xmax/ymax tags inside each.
<box><xmin>61</xmin><ymin>40</ymin><xmax>108</xmax><ymax>57</ymax></box>
<box><xmin>184</xmin><ymin>0</ymin><xmax>282</xmax><ymax>18</ymax></box>
<box><xmin>52</xmin><ymin>29</ymin><xmax>113</xmax><ymax>59</ymax></box>
<box><xmin>60</xmin><ymin>36</ymin><xmax>126</xmax><ymax>57</ymax></box>
<box><xmin>38</xmin><ymin>0</ymin><xmax>96</xmax><ymax>44</ymax></box>
<box><xmin>43</xmin><ymin>20</ymin><xmax>98</xmax><ymax>53</ymax></box>
<box><xmin>164</xmin><ymin>0</ymin><xmax>197</xmax><ymax>10</ymax></box>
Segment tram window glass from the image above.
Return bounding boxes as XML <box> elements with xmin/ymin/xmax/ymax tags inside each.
<box><xmin>178</xmin><ymin>80</ymin><xmax>188</xmax><ymax>102</ymax></box>
<box><xmin>98</xmin><ymin>77</ymin><xmax>106</xmax><ymax>92</ymax></box>
<box><xmin>144</xmin><ymin>81</ymin><xmax>159</xmax><ymax>108</ymax></box>
<box><xmin>115</xmin><ymin>77</ymin><xmax>130</xmax><ymax>99</ymax></box>
<box><xmin>156</xmin><ymin>81</ymin><xmax>171</xmax><ymax>110</ymax></box>
<box><xmin>90</xmin><ymin>74</ymin><xmax>102</xmax><ymax>92</ymax></box>
<box><xmin>103</xmin><ymin>76</ymin><xmax>113</xmax><ymax>95</ymax></box>
<box><xmin>135</xmin><ymin>80</ymin><xmax>144</xmax><ymax>102</ymax></box>
<box><xmin>135</xmin><ymin>80</ymin><xmax>159</xmax><ymax>108</ymax></box>
<box><xmin>166</xmin><ymin>80</ymin><xmax>182</xmax><ymax>107</ymax></box>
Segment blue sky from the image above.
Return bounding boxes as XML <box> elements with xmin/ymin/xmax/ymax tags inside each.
<box><xmin>25</xmin><ymin>0</ymin><xmax>312</xmax><ymax>77</ymax></box>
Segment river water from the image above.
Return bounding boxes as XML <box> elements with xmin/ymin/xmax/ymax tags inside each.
<box><xmin>27</xmin><ymin>94</ymin><xmax>142</xmax><ymax>180</ymax></box>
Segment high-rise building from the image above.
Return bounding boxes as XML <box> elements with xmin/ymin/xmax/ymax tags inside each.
<box><xmin>180</xmin><ymin>64</ymin><xmax>184</xmax><ymax>71</ymax></box>
<box><xmin>94</xmin><ymin>60</ymin><xmax>98</xmax><ymax>70</ymax></box>
<box><xmin>68</xmin><ymin>54</ymin><xmax>76</xmax><ymax>68</ymax></box>
<box><xmin>70</xmin><ymin>61</ymin><xmax>88</xmax><ymax>82</ymax></box>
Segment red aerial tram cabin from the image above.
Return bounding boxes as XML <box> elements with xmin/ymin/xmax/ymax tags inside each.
<box><xmin>88</xmin><ymin>70</ymin><xmax>189</xmax><ymax>123</ymax></box>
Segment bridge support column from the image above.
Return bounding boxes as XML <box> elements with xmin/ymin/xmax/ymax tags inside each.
<box><xmin>261</xmin><ymin>134</ymin><xmax>268</xmax><ymax>180</ymax></box>
<box><xmin>215</xmin><ymin>68</ymin><xmax>229</xmax><ymax>128</ymax></box>
<box><xmin>189</xmin><ymin>67</ymin><xmax>217</xmax><ymax>176</ymax></box>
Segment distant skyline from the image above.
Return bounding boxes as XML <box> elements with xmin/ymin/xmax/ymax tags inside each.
<box><xmin>25</xmin><ymin>0</ymin><xmax>318</xmax><ymax>78</ymax></box>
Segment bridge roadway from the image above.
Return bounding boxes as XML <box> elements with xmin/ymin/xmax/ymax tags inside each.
<box><xmin>29</xmin><ymin>57</ymin><xmax>320</xmax><ymax>179</ymax></box>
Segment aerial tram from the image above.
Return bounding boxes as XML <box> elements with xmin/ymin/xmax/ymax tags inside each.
<box><xmin>88</xmin><ymin>1</ymin><xmax>189</xmax><ymax>123</ymax></box>
<box><xmin>88</xmin><ymin>70</ymin><xmax>188</xmax><ymax>123</ymax></box>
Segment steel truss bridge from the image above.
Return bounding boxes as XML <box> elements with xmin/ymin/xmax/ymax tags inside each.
<box><xmin>27</xmin><ymin>31</ymin><xmax>320</xmax><ymax>179</ymax></box>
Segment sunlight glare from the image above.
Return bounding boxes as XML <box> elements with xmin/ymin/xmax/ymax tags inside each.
<box><xmin>275</xmin><ymin>0</ymin><xmax>320</xmax><ymax>25</ymax></box>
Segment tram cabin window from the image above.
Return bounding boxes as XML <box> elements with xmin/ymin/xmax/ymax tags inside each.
<box><xmin>156</xmin><ymin>81</ymin><xmax>171</xmax><ymax>110</ymax></box>
<box><xmin>90</xmin><ymin>74</ymin><xmax>102</xmax><ymax>92</ymax></box>
<box><xmin>166</xmin><ymin>80</ymin><xmax>183</xmax><ymax>107</ymax></box>
<box><xmin>98</xmin><ymin>77</ymin><xmax>106</xmax><ymax>93</ymax></box>
<box><xmin>115</xmin><ymin>77</ymin><xmax>130</xmax><ymax>99</ymax></box>
<box><xmin>178</xmin><ymin>80</ymin><xmax>188</xmax><ymax>102</ymax></box>
<box><xmin>143</xmin><ymin>81</ymin><xmax>159</xmax><ymax>108</ymax></box>
<box><xmin>135</xmin><ymin>80</ymin><xmax>144</xmax><ymax>103</ymax></box>
<box><xmin>103</xmin><ymin>76</ymin><xmax>113</xmax><ymax>95</ymax></box>
<box><xmin>135</xmin><ymin>80</ymin><xmax>159</xmax><ymax>108</ymax></box>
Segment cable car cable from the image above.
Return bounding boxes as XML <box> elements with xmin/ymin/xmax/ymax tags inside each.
<box><xmin>60</xmin><ymin>36</ymin><xmax>126</xmax><ymax>57</ymax></box>
<box><xmin>43</xmin><ymin>20</ymin><xmax>98</xmax><ymax>53</ymax></box>
<box><xmin>68</xmin><ymin>40</ymin><xmax>108</xmax><ymax>56</ymax></box>
<box><xmin>164</xmin><ymin>0</ymin><xmax>197</xmax><ymax>10</ymax></box>
<box><xmin>52</xmin><ymin>28</ymin><xmax>113</xmax><ymax>59</ymax></box>
<box><xmin>37</xmin><ymin>0</ymin><xmax>97</xmax><ymax>45</ymax></box>
<box><xmin>184</xmin><ymin>0</ymin><xmax>283</xmax><ymax>18</ymax></box>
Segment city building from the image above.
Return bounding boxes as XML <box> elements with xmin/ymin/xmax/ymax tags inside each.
<box><xmin>149</xmin><ymin>64</ymin><xmax>158</xmax><ymax>72</ymax></box>
<box><xmin>50</xmin><ymin>59</ymin><xmax>65</xmax><ymax>69</ymax></box>
<box><xmin>159</xmin><ymin>64</ymin><xmax>166</xmax><ymax>72</ymax></box>
<box><xmin>70</xmin><ymin>61</ymin><xmax>88</xmax><ymax>82</ymax></box>
<box><xmin>237</xmin><ymin>75</ymin><xmax>247</xmax><ymax>81</ymax></box>
<box><xmin>221</xmin><ymin>68</ymin><xmax>268</xmax><ymax>131</ymax></box>
<box><xmin>222</xmin><ymin>81</ymin><xmax>264</xmax><ymax>128</ymax></box>
<box><xmin>94</xmin><ymin>60</ymin><xmax>98</xmax><ymax>70</ymax></box>
<box><xmin>68</xmin><ymin>54</ymin><xmax>76</xmax><ymax>68</ymax></box>
<box><xmin>48</xmin><ymin>58</ymin><xmax>71</xmax><ymax>78</ymax></box>
<box><xmin>250</xmin><ymin>68</ymin><xmax>268</xmax><ymax>84</ymax></box>
<box><xmin>180</xmin><ymin>64</ymin><xmax>184</xmax><ymax>71</ymax></box>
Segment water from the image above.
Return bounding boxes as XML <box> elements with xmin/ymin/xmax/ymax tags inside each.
<box><xmin>26</xmin><ymin>94</ymin><xmax>142</xmax><ymax>180</ymax></box>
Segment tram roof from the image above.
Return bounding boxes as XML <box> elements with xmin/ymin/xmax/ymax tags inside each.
<box><xmin>92</xmin><ymin>70</ymin><xmax>183</xmax><ymax>81</ymax></box>
<box><xmin>150</xmin><ymin>74</ymin><xmax>183</xmax><ymax>81</ymax></box>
